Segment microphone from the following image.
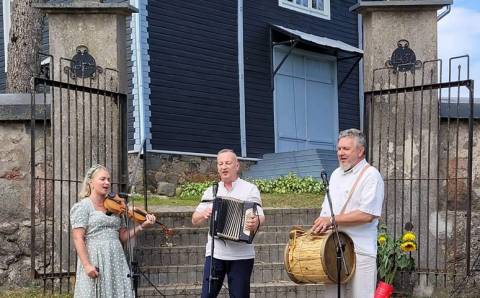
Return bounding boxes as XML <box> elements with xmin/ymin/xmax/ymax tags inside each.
<box><xmin>107</xmin><ymin>191</ymin><xmax>131</xmax><ymax>200</ymax></box>
<box><xmin>212</xmin><ymin>182</ymin><xmax>219</xmax><ymax>198</ymax></box>
<box><xmin>117</xmin><ymin>192</ymin><xmax>130</xmax><ymax>200</ymax></box>
<box><xmin>200</xmin><ymin>182</ymin><xmax>219</xmax><ymax>203</ymax></box>
<box><xmin>320</xmin><ymin>170</ymin><xmax>329</xmax><ymax>186</ymax></box>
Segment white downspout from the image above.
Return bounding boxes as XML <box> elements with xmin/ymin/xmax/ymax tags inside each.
<box><xmin>133</xmin><ymin>0</ymin><xmax>146</xmax><ymax>151</ymax></box>
<box><xmin>437</xmin><ymin>5</ymin><xmax>451</xmax><ymax>21</ymax></box>
<box><xmin>358</xmin><ymin>14</ymin><xmax>364</xmax><ymax>130</ymax></box>
<box><xmin>238</xmin><ymin>0</ymin><xmax>247</xmax><ymax>157</ymax></box>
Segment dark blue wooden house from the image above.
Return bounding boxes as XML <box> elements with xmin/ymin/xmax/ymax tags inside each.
<box><xmin>0</xmin><ymin>0</ymin><xmax>363</xmax><ymax>178</ymax></box>
<box><xmin>142</xmin><ymin>0</ymin><xmax>363</xmax><ymax>178</ymax></box>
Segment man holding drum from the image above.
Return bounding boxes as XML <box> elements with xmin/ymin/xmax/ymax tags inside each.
<box><xmin>312</xmin><ymin>129</ymin><xmax>384</xmax><ymax>297</ymax></box>
<box><xmin>192</xmin><ymin>149</ymin><xmax>266</xmax><ymax>298</ymax></box>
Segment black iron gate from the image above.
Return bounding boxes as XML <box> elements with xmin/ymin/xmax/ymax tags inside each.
<box><xmin>364</xmin><ymin>55</ymin><xmax>475</xmax><ymax>291</ymax></box>
<box><xmin>30</xmin><ymin>54</ymin><xmax>128</xmax><ymax>294</ymax></box>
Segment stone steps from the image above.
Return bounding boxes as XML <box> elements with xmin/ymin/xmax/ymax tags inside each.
<box><xmin>139</xmin><ymin>225</ymin><xmax>310</xmax><ymax>246</ymax></box>
<box><xmin>138</xmin><ymin>281</ymin><xmax>326</xmax><ymax>298</ymax></box>
<box><xmin>136</xmin><ymin>208</ymin><xmax>325</xmax><ymax>297</ymax></box>
<box><xmin>148</xmin><ymin>208</ymin><xmax>320</xmax><ymax>228</ymax></box>
<box><xmin>137</xmin><ymin>262</ymin><xmax>292</xmax><ymax>286</ymax></box>
<box><xmin>136</xmin><ymin>244</ymin><xmax>286</xmax><ymax>266</ymax></box>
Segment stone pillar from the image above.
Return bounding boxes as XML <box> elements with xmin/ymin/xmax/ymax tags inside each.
<box><xmin>352</xmin><ymin>1</ymin><xmax>451</xmax><ymax>295</ymax></box>
<box><xmin>36</xmin><ymin>1</ymin><xmax>137</xmax><ymax>93</ymax></box>
<box><xmin>34</xmin><ymin>0</ymin><xmax>137</xmax><ymax>282</ymax></box>
<box><xmin>352</xmin><ymin>1</ymin><xmax>447</xmax><ymax>90</ymax></box>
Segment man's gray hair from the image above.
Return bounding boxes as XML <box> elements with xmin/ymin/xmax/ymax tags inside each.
<box><xmin>217</xmin><ymin>148</ymin><xmax>238</xmax><ymax>160</ymax></box>
<box><xmin>338</xmin><ymin>128</ymin><xmax>367</xmax><ymax>149</ymax></box>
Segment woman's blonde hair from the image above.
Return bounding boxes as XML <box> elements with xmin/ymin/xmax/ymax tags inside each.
<box><xmin>79</xmin><ymin>164</ymin><xmax>108</xmax><ymax>198</ymax></box>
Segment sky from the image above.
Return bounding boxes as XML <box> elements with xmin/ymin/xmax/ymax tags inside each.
<box><xmin>438</xmin><ymin>0</ymin><xmax>480</xmax><ymax>98</ymax></box>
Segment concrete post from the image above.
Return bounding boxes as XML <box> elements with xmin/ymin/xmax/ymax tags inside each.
<box><xmin>34</xmin><ymin>0</ymin><xmax>136</xmax><ymax>280</ymax></box>
<box><xmin>352</xmin><ymin>1</ymin><xmax>451</xmax><ymax>295</ymax></box>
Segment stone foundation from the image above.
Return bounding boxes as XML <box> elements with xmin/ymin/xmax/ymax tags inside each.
<box><xmin>0</xmin><ymin>94</ymin><xmax>53</xmax><ymax>289</ymax></box>
<box><xmin>128</xmin><ymin>152</ymin><xmax>256</xmax><ymax>195</ymax></box>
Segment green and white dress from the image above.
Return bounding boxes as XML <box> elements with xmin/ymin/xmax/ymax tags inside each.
<box><xmin>71</xmin><ymin>198</ymin><xmax>134</xmax><ymax>298</ymax></box>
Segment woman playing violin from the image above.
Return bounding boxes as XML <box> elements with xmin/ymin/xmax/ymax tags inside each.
<box><xmin>70</xmin><ymin>164</ymin><xmax>156</xmax><ymax>298</ymax></box>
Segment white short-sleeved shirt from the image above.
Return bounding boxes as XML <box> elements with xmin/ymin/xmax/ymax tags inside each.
<box><xmin>320</xmin><ymin>159</ymin><xmax>384</xmax><ymax>257</ymax></box>
<box><xmin>195</xmin><ymin>178</ymin><xmax>264</xmax><ymax>260</ymax></box>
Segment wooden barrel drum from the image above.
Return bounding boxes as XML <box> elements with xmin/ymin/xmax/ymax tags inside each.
<box><xmin>284</xmin><ymin>227</ymin><xmax>356</xmax><ymax>284</ymax></box>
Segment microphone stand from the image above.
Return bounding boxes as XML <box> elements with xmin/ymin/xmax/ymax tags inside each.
<box><xmin>121</xmin><ymin>191</ymin><xmax>166</xmax><ymax>298</ymax></box>
<box><xmin>123</xmin><ymin>139</ymin><xmax>165</xmax><ymax>297</ymax></box>
<box><xmin>208</xmin><ymin>182</ymin><xmax>219</xmax><ymax>296</ymax></box>
<box><xmin>321</xmin><ymin>171</ymin><xmax>350</xmax><ymax>298</ymax></box>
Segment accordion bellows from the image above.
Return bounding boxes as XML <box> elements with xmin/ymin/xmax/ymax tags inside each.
<box><xmin>210</xmin><ymin>196</ymin><xmax>259</xmax><ymax>244</ymax></box>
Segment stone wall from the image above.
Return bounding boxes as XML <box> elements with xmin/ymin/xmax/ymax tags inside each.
<box><xmin>0</xmin><ymin>94</ymin><xmax>53</xmax><ymax>289</ymax></box>
<box><xmin>439</xmin><ymin>119</ymin><xmax>480</xmax><ymax>211</ymax></box>
<box><xmin>128</xmin><ymin>152</ymin><xmax>256</xmax><ymax>196</ymax></box>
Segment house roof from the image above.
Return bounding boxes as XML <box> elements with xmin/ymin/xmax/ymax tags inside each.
<box><xmin>350</xmin><ymin>0</ymin><xmax>452</xmax><ymax>13</ymax></box>
<box><xmin>440</xmin><ymin>98</ymin><xmax>480</xmax><ymax>119</ymax></box>
<box><xmin>271</xmin><ymin>25</ymin><xmax>363</xmax><ymax>56</ymax></box>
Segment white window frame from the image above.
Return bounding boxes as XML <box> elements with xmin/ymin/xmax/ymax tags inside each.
<box><xmin>278</xmin><ymin>0</ymin><xmax>331</xmax><ymax>20</ymax></box>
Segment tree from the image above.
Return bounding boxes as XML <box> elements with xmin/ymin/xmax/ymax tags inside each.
<box><xmin>6</xmin><ymin>0</ymin><xmax>45</xmax><ymax>93</ymax></box>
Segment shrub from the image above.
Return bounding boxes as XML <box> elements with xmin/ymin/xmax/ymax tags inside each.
<box><xmin>178</xmin><ymin>173</ymin><xmax>325</xmax><ymax>198</ymax></box>
<box><xmin>250</xmin><ymin>173</ymin><xmax>325</xmax><ymax>194</ymax></box>
<box><xmin>177</xmin><ymin>181</ymin><xmax>214</xmax><ymax>199</ymax></box>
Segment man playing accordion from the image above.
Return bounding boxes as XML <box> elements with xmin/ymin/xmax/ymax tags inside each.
<box><xmin>192</xmin><ymin>149</ymin><xmax>265</xmax><ymax>298</ymax></box>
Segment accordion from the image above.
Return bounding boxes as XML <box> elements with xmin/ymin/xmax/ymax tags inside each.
<box><xmin>210</xmin><ymin>196</ymin><xmax>259</xmax><ymax>244</ymax></box>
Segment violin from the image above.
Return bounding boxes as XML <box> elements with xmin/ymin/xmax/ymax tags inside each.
<box><xmin>104</xmin><ymin>192</ymin><xmax>173</xmax><ymax>237</ymax></box>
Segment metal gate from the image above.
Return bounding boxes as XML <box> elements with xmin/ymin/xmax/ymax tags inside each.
<box><xmin>364</xmin><ymin>55</ymin><xmax>475</xmax><ymax>291</ymax></box>
<box><xmin>30</xmin><ymin>54</ymin><xmax>128</xmax><ymax>294</ymax></box>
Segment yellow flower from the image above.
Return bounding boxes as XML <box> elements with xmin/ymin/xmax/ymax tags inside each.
<box><xmin>402</xmin><ymin>231</ymin><xmax>416</xmax><ymax>242</ymax></box>
<box><xmin>378</xmin><ymin>235</ymin><xmax>387</xmax><ymax>245</ymax></box>
<box><xmin>400</xmin><ymin>241</ymin><xmax>417</xmax><ymax>252</ymax></box>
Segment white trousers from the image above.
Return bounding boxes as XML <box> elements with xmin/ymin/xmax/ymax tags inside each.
<box><xmin>324</xmin><ymin>253</ymin><xmax>377</xmax><ymax>298</ymax></box>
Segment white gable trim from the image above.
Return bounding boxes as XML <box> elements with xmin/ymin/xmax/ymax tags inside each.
<box><xmin>130</xmin><ymin>0</ymin><xmax>152</xmax><ymax>151</ymax></box>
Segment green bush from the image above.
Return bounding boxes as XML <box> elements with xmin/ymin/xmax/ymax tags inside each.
<box><xmin>178</xmin><ymin>181</ymin><xmax>215</xmax><ymax>199</ymax></box>
<box><xmin>178</xmin><ymin>173</ymin><xmax>325</xmax><ymax>198</ymax></box>
<box><xmin>251</xmin><ymin>173</ymin><xmax>325</xmax><ymax>194</ymax></box>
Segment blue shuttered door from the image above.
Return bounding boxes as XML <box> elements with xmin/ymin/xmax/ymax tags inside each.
<box><xmin>274</xmin><ymin>47</ymin><xmax>338</xmax><ymax>153</ymax></box>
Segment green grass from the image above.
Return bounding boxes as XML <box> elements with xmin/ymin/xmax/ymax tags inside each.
<box><xmin>0</xmin><ymin>288</ymin><xmax>72</xmax><ymax>298</ymax></box>
<box><xmin>132</xmin><ymin>194</ymin><xmax>199</xmax><ymax>207</ymax></box>
<box><xmin>262</xmin><ymin>193</ymin><xmax>324</xmax><ymax>208</ymax></box>
<box><xmin>132</xmin><ymin>192</ymin><xmax>324</xmax><ymax>208</ymax></box>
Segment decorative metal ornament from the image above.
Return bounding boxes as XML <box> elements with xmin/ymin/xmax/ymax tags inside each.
<box><xmin>385</xmin><ymin>39</ymin><xmax>422</xmax><ymax>73</ymax></box>
<box><xmin>64</xmin><ymin>45</ymin><xmax>102</xmax><ymax>79</ymax></box>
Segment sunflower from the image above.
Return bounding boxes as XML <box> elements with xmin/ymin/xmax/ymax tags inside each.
<box><xmin>400</xmin><ymin>241</ymin><xmax>417</xmax><ymax>252</ymax></box>
<box><xmin>378</xmin><ymin>235</ymin><xmax>387</xmax><ymax>245</ymax></box>
<box><xmin>402</xmin><ymin>231</ymin><xmax>416</xmax><ymax>242</ymax></box>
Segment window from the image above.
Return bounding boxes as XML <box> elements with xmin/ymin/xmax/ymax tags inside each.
<box><xmin>279</xmin><ymin>0</ymin><xmax>330</xmax><ymax>20</ymax></box>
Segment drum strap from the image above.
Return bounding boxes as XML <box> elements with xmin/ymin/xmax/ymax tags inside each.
<box><xmin>339</xmin><ymin>164</ymin><xmax>371</xmax><ymax>214</ymax></box>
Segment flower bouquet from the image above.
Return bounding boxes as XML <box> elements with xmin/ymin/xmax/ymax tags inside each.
<box><xmin>375</xmin><ymin>224</ymin><xmax>417</xmax><ymax>298</ymax></box>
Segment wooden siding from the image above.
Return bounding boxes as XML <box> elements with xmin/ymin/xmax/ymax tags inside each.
<box><xmin>147</xmin><ymin>1</ymin><xmax>240</xmax><ymax>155</ymax></box>
<box><xmin>243</xmin><ymin>0</ymin><xmax>360</xmax><ymax>157</ymax></box>
<box><xmin>146</xmin><ymin>1</ymin><xmax>360</xmax><ymax>157</ymax></box>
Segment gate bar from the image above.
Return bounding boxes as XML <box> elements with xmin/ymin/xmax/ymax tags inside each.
<box><xmin>365</xmin><ymin>79</ymin><xmax>472</xmax><ymax>97</ymax></box>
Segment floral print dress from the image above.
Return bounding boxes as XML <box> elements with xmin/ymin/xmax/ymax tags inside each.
<box><xmin>71</xmin><ymin>198</ymin><xmax>134</xmax><ymax>298</ymax></box>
